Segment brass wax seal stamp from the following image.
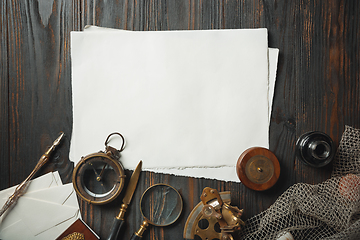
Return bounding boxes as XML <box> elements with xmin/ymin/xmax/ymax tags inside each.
<box><xmin>236</xmin><ymin>147</ymin><xmax>280</xmax><ymax>191</ymax></box>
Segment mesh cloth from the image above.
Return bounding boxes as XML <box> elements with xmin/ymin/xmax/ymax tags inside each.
<box><xmin>240</xmin><ymin>126</ymin><xmax>360</xmax><ymax>240</ymax></box>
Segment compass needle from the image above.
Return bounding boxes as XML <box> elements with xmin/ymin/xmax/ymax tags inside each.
<box><xmin>88</xmin><ymin>162</ymin><xmax>101</xmax><ymax>181</ymax></box>
<box><xmin>99</xmin><ymin>163</ymin><xmax>107</xmax><ymax>178</ymax></box>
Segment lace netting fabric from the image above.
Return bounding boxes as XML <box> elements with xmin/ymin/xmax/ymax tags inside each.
<box><xmin>240</xmin><ymin>126</ymin><xmax>360</xmax><ymax>240</ymax></box>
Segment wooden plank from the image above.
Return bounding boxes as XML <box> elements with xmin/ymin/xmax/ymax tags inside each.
<box><xmin>2</xmin><ymin>0</ymin><xmax>360</xmax><ymax>239</ymax></box>
<box><xmin>342</xmin><ymin>1</ymin><xmax>360</xmax><ymax>127</ymax></box>
<box><xmin>3</xmin><ymin>0</ymin><xmax>76</xmax><ymax>188</ymax></box>
<box><xmin>6</xmin><ymin>0</ymin><xmax>28</xmax><ymax>188</ymax></box>
<box><xmin>0</xmin><ymin>0</ymin><xmax>10</xmax><ymax>191</ymax></box>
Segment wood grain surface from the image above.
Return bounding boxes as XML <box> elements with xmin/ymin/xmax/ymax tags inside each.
<box><xmin>1</xmin><ymin>0</ymin><xmax>360</xmax><ymax>239</ymax></box>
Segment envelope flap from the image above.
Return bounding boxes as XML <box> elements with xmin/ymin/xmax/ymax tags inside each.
<box><xmin>13</xmin><ymin>193</ymin><xmax>79</xmax><ymax>236</ymax></box>
<box><xmin>22</xmin><ymin>183</ymin><xmax>74</xmax><ymax>205</ymax></box>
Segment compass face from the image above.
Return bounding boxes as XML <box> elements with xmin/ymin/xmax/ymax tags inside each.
<box><xmin>82</xmin><ymin>158</ymin><xmax>118</xmax><ymax>197</ymax></box>
<box><xmin>73</xmin><ymin>153</ymin><xmax>125</xmax><ymax>205</ymax></box>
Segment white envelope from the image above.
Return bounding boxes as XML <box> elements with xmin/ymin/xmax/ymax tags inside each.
<box><xmin>0</xmin><ymin>172</ymin><xmax>80</xmax><ymax>240</ymax></box>
<box><xmin>0</xmin><ymin>171</ymin><xmax>62</xmax><ymax>198</ymax></box>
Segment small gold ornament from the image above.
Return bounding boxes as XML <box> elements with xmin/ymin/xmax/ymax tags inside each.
<box><xmin>61</xmin><ymin>232</ymin><xmax>85</xmax><ymax>240</ymax></box>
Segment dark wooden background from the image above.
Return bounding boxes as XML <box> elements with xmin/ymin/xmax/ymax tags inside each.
<box><xmin>1</xmin><ymin>0</ymin><xmax>360</xmax><ymax>239</ymax></box>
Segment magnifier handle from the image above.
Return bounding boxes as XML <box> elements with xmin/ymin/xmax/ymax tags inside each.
<box><xmin>130</xmin><ymin>221</ymin><xmax>149</xmax><ymax>240</ymax></box>
<box><xmin>130</xmin><ymin>233</ymin><xmax>143</xmax><ymax>240</ymax></box>
<box><xmin>106</xmin><ymin>217</ymin><xmax>124</xmax><ymax>240</ymax></box>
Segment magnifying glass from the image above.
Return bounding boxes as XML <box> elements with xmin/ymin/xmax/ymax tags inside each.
<box><xmin>130</xmin><ymin>183</ymin><xmax>183</xmax><ymax>240</ymax></box>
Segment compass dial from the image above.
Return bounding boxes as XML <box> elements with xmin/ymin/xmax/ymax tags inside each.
<box><xmin>73</xmin><ymin>153</ymin><xmax>125</xmax><ymax>205</ymax></box>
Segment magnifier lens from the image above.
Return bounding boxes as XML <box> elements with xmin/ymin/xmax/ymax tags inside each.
<box><xmin>141</xmin><ymin>184</ymin><xmax>182</xmax><ymax>226</ymax></box>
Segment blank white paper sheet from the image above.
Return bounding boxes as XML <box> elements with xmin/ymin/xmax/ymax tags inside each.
<box><xmin>70</xmin><ymin>27</ymin><xmax>278</xmax><ymax>182</ymax></box>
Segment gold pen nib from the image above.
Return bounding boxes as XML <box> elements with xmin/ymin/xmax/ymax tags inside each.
<box><xmin>45</xmin><ymin>132</ymin><xmax>65</xmax><ymax>155</ymax></box>
<box><xmin>53</xmin><ymin>132</ymin><xmax>65</xmax><ymax>146</ymax></box>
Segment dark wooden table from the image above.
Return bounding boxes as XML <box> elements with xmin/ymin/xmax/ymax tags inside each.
<box><xmin>1</xmin><ymin>1</ymin><xmax>360</xmax><ymax>239</ymax></box>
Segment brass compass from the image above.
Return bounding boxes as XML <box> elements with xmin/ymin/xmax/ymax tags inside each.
<box><xmin>73</xmin><ymin>133</ymin><xmax>126</xmax><ymax>205</ymax></box>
